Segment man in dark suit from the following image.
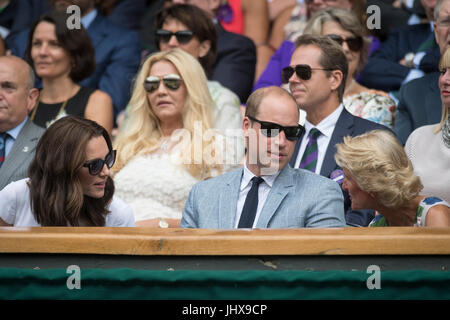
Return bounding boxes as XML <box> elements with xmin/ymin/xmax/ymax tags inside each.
<box><xmin>10</xmin><ymin>0</ymin><xmax>141</xmax><ymax>118</ymax></box>
<box><xmin>170</xmin><ymin>0</ymin><xmax>256</xmax><ymax>103</ymax></box>
<box><xmin>0</xmin><ymin>56</ymin><xmax>44</xmax><ymax>190</ymax></box>
<box><xmin>287</xmin><ymin>35</ymin><xmax>391</xmax><ymax>226</ymax></box>
<box><xmin>359</xmin><ymin>0</ymin><xmax>439</xmax><ymax>93</ymax></box>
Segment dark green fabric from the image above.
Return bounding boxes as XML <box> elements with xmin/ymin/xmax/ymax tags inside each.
<box><xmin>0</xmin><ymin>268</ymin><xmax>449</xmax><ymax>300</ymax></box>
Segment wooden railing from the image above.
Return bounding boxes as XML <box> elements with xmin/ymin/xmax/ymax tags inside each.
<box><xmin>1</xmin><ymin>227</ymin><xmax>450</xmax><ymax>255</ymax></box>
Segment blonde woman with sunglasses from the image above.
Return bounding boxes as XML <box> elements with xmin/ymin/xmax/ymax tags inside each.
<box><xmin>112</xmin><ymin>49</ymin><xmax>242</xmax><ymax>227</ymax></box>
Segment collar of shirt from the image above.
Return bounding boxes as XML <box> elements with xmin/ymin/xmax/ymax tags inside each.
<box><xmin>6</xmin><ymin>117</ymin><xmax>28</xmax><ymax>141</ymax></box>
<box><xmin>82</xmin><ymin>9</ymin><xmax>97</xmax><ymax>29</ymax></box>
<box><xmin>304</xmin><ymin>103</ymin><xmax>343</xmax><ymax>138</ymax></box>
<box><xmin>241</xmin><ymin>162</ymin><xmax>280</xmax><ymax>191</ymax></box>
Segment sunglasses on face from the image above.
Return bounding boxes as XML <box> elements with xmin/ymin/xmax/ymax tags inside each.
<box><xmin>144</xmin><ymin>74</ymin><xmax>183</xmax><ymax>93</ymax></box>
<box><xmin>248</xmin><ymin>116</ymin><xmax>304</xmax><ymax>141</ymax></box>
<box><xmin>83</xmin><ymin>150</ymin><xmax>116</xmax><ymax>176</ymax></box>
<box><xmin>327</xmin><ymin>34</ymin><xmax>363</xmax><ymax>52</ymax></box>
<box><xmin>156</xmin><ymin>29</ymin><xmax>195</xmax><ymax>44</ymax></box>
<box><xmin>281</xmin><ymin>64</ymin><xmax>334</xmax><ymax>83</ymax></box>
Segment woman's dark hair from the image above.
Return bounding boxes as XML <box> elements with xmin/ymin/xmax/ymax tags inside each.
<box><xmin>155</xmin><ymin>4</ymin><xmax>217</xmax><ymax>76</ymax></box>
<box><xmin>24</xmin><ymin>10</ymin><xmax>95</xmax><ymax>83</ymax></box>
<box><xmin>28</xmin><ymin>116</ymin><xmax>114</xmax><ymax>226</ymax></box>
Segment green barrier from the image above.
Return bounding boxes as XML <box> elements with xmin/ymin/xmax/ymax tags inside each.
<box><xmin>0</xmin><ymin>268</ymin><xmax>449</xmax><ymax>300</ymax></box>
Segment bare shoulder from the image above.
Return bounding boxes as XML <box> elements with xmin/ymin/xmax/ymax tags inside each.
<box><xmin>89</xmin><ymin>90</ymin><xmax>113</xmax><ymax>104</ymax></box>
<box><xmin>426</xmin><ymin>205</ymin><xmax>450</xmax><ymax>227</ymax></box>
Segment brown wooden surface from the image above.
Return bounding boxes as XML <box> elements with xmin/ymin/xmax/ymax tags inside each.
<box><xmin>1</xmin><ymin>227</ymin><xmax>450</xmax><ymax>256</ymax></box>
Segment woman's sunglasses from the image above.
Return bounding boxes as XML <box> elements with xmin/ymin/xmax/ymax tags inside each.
<box><xmin>248</xmin><ymin>116</ymin><xmax>304</xmax><ymax>141</ymax></box>
<box><xmin>281</xmin><ymin>64</ymin><xmax>334</xmax><ymax>83</ymax></box>
<box><xmin>144</xmin><ymin>74</ymin><xmax>183</xmax><ymax>93</ymax></box>
<box><xmin>83</xmin><ymin>150</ymin><xmax>116</xmax><ymax>176</ymax></box>
<box><xmin>327</xmin><ymin>34</ymin><xmax>363</xmax><ymax>52</ymax></box>
<box><xmin>156</xmin><ymin>29</ymin><xmax>195</xmax><ymax>44</ymax></box>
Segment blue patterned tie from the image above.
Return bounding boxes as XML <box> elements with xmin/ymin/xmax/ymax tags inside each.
<box><xmin>238</xmin><ymin>176</ymin><xmax>264</xmax><ymax>228</ymax></box>
<box><xmin>298</xmin><ymin>128</ymin><xmax>321</xmax><ymax>172</ymax></box>
<box><xmin>0</xmin><ymin>133</ymin><xmax>7</xmax><ymax>168</ymax></box>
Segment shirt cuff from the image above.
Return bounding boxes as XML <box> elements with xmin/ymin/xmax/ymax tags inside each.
<box><xmin>402</xmin><ymin>69</ymin><xmax>425</xmax><ymax>85</ymax></box>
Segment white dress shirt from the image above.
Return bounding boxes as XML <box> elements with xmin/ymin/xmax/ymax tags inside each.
<box><xmin>234</xmin><ymin>163</ymin><xmax>280</xmax><ymax>228</ymax></box>
<box><xmin>294</xmin><ymin>104</ymin><xmax>344</xmax><ymax>174</ymax></box>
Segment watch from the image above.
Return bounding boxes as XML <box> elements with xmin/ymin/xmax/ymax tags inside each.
<box><xmin>158</xmin><ymin>217</ymin><xmax>169</xmax><ymax>228</ymax></box>
<box><xmin>404</xmin><ymin>52</ymin><xmax>415</xmax><ymax>68</ymax></box>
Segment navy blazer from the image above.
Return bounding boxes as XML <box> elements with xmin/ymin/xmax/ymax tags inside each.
<box><xmin>212</xmin><ymin>23</ymin><xmax>256</xmax><ymax>103</ymax></box>
<box><xmin>395</xmin><ymin>72</ymin><xmax>442</xmax><ymax>145</ymax></box>
<box><xmin>290</xmin><ymin>108</ymin><xmax>392</xmax><ymax>226</ymax></box>
<box><xmin>11</xmin><ymin>13</ymin><xmax>141</xmax><ymax>116</ymax></box>
<box><xmin>359</xmin><ymin>23</ymin><xmax>440</xmax><ymax>92</ymax></box>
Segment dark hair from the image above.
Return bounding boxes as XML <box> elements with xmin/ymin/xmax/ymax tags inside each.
<box><xmin>295</xmin><ymin>34</ymin><xmax>348</xmax><ymax>102</ymax></box>
<box><xmin>24</xmin><ymin>10</ymin><xmax>95</xmax><ymax>83</ymax></box>
<box><xmin>155</xmin><ymin>4</ymin><xmax>217</xmax><ymax>76</ymax></box>
<box><xmin>28</xmin><ymin>116</ymin><xmax>114</xmax><ymax>226</ymax></box>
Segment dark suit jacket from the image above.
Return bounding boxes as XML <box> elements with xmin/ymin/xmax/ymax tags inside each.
<box><xmin>11</xmin><ymin>13</ymin><xmax>141</xmax><ymax>117</ymax></box>
<box><xmin>394</xmin><ymin>72</ymin><xmax>442</xmax><ymax>145</ymax></box>
<box><xmin>212</xmin><ymin>23</ymin><xmax>256</xmax><ymax>103</ymax></box>
<box><xmin>290</xmin><ymin>108</ymin><xmax>392</xmax><ymax>226</ymax></box>
<box><xmin>0</xmin><ymin>119</ymin><xmax>44</xmax><ymax>191</ymax></box>
<box><xmin>359</xmin><ymin>23</ymin><xmax>440</xmax><ymax>92</ymax></box>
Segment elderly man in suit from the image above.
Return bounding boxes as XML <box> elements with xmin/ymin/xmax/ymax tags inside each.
<box><xmin>0</xmin><ymin>56</ymin><xmax>44</xmax><ymax>190</ymax></box>
<box><xmin>287</xmin><ymin>35</ymin><xmax>392</xmax><ymax>227</ymax></box>
<box><xmin>181</xmin><ymin>86</ymin><xmax>346</xmax><ymax>229</ymax></box>
<box><xmin>395</xmin><ymin>0</ymin><xmax>450</xmax><ymax>144</ymax></box>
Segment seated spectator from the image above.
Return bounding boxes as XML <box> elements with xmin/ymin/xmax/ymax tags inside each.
<box><xmin>154</xmin><ymin>4</ymin><xmax>243</xmax><ymax>136</ymax></box>
<box><xmin>0</xmin><ymin>115</ymin><xmax>135</xmax><ymax>227</ymax></box>
<box><xmin>394</xmin><ymin>0</ymin><xmax>449</xmax><ymax>144</ymax></box>
<box><xmin>24</xmin><ymin>10</ymin><xmax>113</xmax><ymax>133</ymax></box>
<box><xmin>405</xmin><ymin>47</ymin><xmax>450</xmax><ymax>203</ymax></box>
<box><xmin>335</xmin><ymin>130</ymin><xmax>450</xmax><ymax>227</ymax></box>
<box><xmin>11</xmin><ymin>0</ymin><xmax>141</xmax><ymax>119</ymax></box>
<box><xmin>358</xmin><ymin>0</ymin><xmax>440</xmax><ymax>94</ymax></box>
<box><xmin>164</xmin><ymin>0</ymin><xmax>256</xmax><ymax>103</ymax></box>
<box><xmin>302</xmin><ymin>7</ymin><xmax>396</xmax><ymax>129</ymax></box>
<box><xmin>112</xmin><ymin>49</ymin><xmax>242</xmax><ymax>227</ymax></box>
<box><xmin>0</xmin><ymin>55</ymin><xmax>44</xmax><ymax>191</ymax></box>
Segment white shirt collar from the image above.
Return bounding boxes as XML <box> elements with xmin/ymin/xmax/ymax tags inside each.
<box><xmin>304</xmin><ymin>104</ymin><xmax>343</xmax><ymax>138</ymax></box>
<box><xmin>241</xmin><ymin>162</ymin><xmax>280</xmax><ymax>190</ymax></box>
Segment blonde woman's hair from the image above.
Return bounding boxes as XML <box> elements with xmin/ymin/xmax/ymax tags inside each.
<box><xmin>334</xmin><ymin>130</ymin><xmax>423</xmax><ymax>209</ymax></box>
<box><xmin>436</xmin><ymin>47</ymin><xmax>450</xmax><ymax>133</ymax></box>
<box><xmin>113</xmin><ymin>48</ymin><xmax>220</xmax><ymax>178</ymax></box>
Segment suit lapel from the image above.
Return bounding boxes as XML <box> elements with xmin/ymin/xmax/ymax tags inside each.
<box><xmin>256</xmin><ymin>166</ymin><xmax>293</xmax><ymax>228</ymax></box>
<box><xmin>86</xmin><ymin>15</ymin><xmax>106</xmax><ymax>48</ymax></box>
<box><xmin>218</xmin><ymin>168</ymin><xmax>243</xmax><ymax>229</ymax></box>
<box><xmin>320</xmin><ymin>109</ymin><xmax>354</xmax><ymax>178</ymax></box>
<box><xmin>289</xmin><ymin>131</ymin><xmax>305</xmax><ymax>168</ymax></box>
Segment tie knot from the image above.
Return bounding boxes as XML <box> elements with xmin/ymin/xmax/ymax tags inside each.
<box><xmin>251</xmin><ymin>176</ymin><xmax>264</xmax><ymax>186</ymax></box>
<box><xmin>308</xmin><ymin>128</ymin><xmax>321</xmax><ymax>139</ymax></box>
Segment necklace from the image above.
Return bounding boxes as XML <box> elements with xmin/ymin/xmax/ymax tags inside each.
<box><xmin>442</xmin><ymin>114</ymin><xmax>450</xmax><ymax>148</ymax></box>
<box><xmin>30</xmin><ymin>93</ymin><xmax>69</xmax><ymax>124</ymax></box>
<box><xmin>344</xmin><ymin>79</ymin><xmax>356</xmax><ymax>96</ymax></box>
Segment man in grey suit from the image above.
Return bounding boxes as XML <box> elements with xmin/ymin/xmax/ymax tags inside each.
<box><xmin>0</xmin><ymin>56</ymin><xmax>44</xmax><ymax>190</ymax></box>
<box><xmin>181</xmin><ymin>86</ymin><xmax>346</xmax><ymax>229</ymax></box>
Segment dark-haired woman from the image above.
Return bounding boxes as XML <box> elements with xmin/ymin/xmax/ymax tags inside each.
<box><xmin>0</xmin><ymin>116</ymin><xmax>135</xmax><ymax>227</ymax></box>
<box><xmin>25</xmin><ymin>10</ymin><xmax>113</xmax><ymax>133</ymax></box>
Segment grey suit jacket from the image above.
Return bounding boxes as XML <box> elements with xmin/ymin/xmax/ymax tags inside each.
<box><xmin>0</xmin><ymin>119</ymin><xmax>44</xmax><ymax>191</ymax></box>
<box><xmin>181</xmin><ymin>165</ymin><xmax>346</xmax><ymax>229</ymax></box>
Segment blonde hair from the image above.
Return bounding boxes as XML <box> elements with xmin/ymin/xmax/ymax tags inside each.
<box><xmin>113</xmin><ymin>49</ymin><xmax>220</xmax><ymax>178</ymax></box>
<box><xmin>437</xmin><ymin>47</ymin><xmax>450</xmax><ymax>133</ymax></box>
<box><xmin>334</xmin><ymin>130</ymin><xmax>423</xmax><ymax>209</ymax></box>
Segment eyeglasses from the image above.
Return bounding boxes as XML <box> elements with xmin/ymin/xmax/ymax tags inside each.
<box><xmin>144</xmin><ymin>74</ymin><xmax>183</xmax><ymax>93</ymax></box>
<box><xmin>156</xmin><ymin>29</ymin><xmax>195</xmax><ymax>44</ymax></box>
<box><xmin>247</xmin><ymin>116</ymin><xmax>304</xmax><ymax>141</ymax></box>
<box><xmin>281</xmin><ymin>64</ymin><xmax>334</xmax><ymax>83</ymax></box>
<box><xmin>82</xmin><ymin>150</ymin><xmax>116</xmax><ymax>176</ymax></box>
<box><xmin>327</xmin><ymin>34</ymin><xmax>363</xmax><ymax>52</ymax></box>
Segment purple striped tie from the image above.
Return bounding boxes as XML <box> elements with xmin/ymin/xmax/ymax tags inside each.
<box><xmin>298</xmin><ymin>128</ymin><xmax>321</xmax><ymax>172</ymax></box>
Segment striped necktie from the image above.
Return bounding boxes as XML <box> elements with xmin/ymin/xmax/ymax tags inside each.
<box><xmin>0</xmin><ymin>132</ymin><xmax>7</xmax><ymax>168</ymax></box>
<box><xmin>298</xmin><ymin>128</ymin><xmax>321</xmax><ymax>172</ymax></box>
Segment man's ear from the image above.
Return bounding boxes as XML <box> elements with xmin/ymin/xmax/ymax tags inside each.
<box><xmin>27</xmin><ymin>88</ymin><xmax>40</xmax><ymax>113</ymax></box>
<box><xmin>242</xmin><ymin>116</ymin><xmax>251</xmax><ymax>138</ymax></box>
<box><xmin>329</xmin><ymin>69</ymin><xmax>343</xmax><ymax>92</ymax></box>
<box><xmin>198</xmin><ymin>40</ymin><xmax>211</xmax><ymax>58</ymax></box>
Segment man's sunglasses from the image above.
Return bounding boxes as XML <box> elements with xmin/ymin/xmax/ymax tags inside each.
<box><xmin>248</xmin><ymin>116</ymin><xmax>304</xmax><ymax>141</ymax></box>
<box><xmin>281</xmin><ymin>64</ymin><xmax>334</xmax><ymax>83</ymax></box>
<box><xmin>83</xmin><ymin>150</ymin><xmax>116</xmax><ymax>176</ymax></box>
<box><xmin>144</xmin><ymin>74</ymin><xmax>183</xmax><ymax>93</ymax></box>
<box><xmin>156</xmin><ymin>29</ymin><xmax>195</xmax><ymax>44</ymax></box>
<box><xmin>327</xmin><ymin>34</ymin><xmax>363</xmax><ymax>52</ymax></box>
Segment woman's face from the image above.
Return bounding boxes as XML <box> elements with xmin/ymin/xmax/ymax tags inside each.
<box><xmin>158</xmin><ymin>18</ymin><xmax>210</xmax><ymax>60</ymax></box>
<box><xmin>342</xmin><ymin>168</ymin><xmax>375</xmax><ymax>210</ymax></box>
<box><xmin>321</xmin><ymin>20</ymin><xmax>360</xmax><ymax>79</ymax></box>
<box><xmin>439</xmin><ymin>66</ymin><xmax>450</xmax><ymax>108</ymax></box>
<box><xmin>31</xmin><ymin>21</ymin><xmax>72</xmax><ymax>80</ymax></box>
<box><xmin>78</xmin><ymin>136</ymin><xmax>111</xmax><ymax>199</ymax></box>
<box><xmin>146</xmin><ymin>60</ymin><xmax>188</xmax><ymax>124</ymax></box>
